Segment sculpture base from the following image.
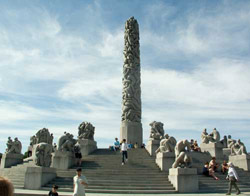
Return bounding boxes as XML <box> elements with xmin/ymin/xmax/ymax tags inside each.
<box><xmin>168</xmin><ymin>168</ymin><xmax>198</xmax><ymax>193</ymax></box>
<box><xmin>24</xmin><ymin>167</ymin><xmax>56</xmax><ymax>189</ymax></box>
<box><xmin>78</xmin><ymin>139</ymin><xmax>97</xmax><ymax>156</ymax></box>
<box><xmin>146</xmin><ymin>139</ymin><xmax>160</xmax><ymax>156</ymax></box>
<box><xmin>0</xmin><ymin>153</ymin><xmax>23</xmax><ymax>168</ymax></box>
<box><xmin>229</xmin><ymin>154</ymin><xmax>250</xmax><ymax>171</ymax></box>
<box><xmin>223</xmin><ymin>148</ymin><xmax>231</xmax><ymax>160</ymax></box>
<box><xmin>188</xmin><ymin>151</ymin><xmax>211</xmax><ymax>174</ymax></box>
<box><xmin>120</xmin><ymin>121</ymin><xmax>143</xmax><ymax>147</ymax></box>
<box><xmin>200</xmin><ymin>142</ymin><xmax>224</xmax><ymax>160</ymax></box>
<box><xmin>51</xmin><ymin>151</ymin><xmax>75</xmax><ymax>169</ymax></box>
<box><xmin>156</xmin><ymin>152</ymin><xmax>175</xmax><ymax>171</ymax></box>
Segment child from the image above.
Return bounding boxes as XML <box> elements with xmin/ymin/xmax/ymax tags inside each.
<box><xmin>48</xmin><ymin>185</ymin><xmax>59</xmax><ymax>196</ymax></box>
<box><xmin>203</xmin><ymin>162</ymin><xmax>209</xmax><ymax>177</ymax></box>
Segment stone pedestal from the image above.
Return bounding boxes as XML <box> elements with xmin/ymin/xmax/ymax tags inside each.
<box><xmin>200</xmin><ymin>142</ymin><xmax>224</xmax><ymax>160</ymax></box>
<box><xmin>156</xmin><ymin>152</ymin><xmax>175</xmax><ymax>171</ymax></box>
<box><xmin>229</xmin><ymin>154</ymin><xmax>250</xmax><ymax>171</ymax></box>
<box><xmin>168</xmin><ymin>168</ymin><xmax>198</xmax><ymax>193</ymax></box>
<box><xmin>51</xmin><ymin>151</ymin><xmax>75</xmax><ymax>169</ymax></box>
<box><xmin>78</xmin><ymin>139</ymin><xmax>97</xmax><ymax>156</ymax></box>
<box><xmin>146</xmin><ymin>140</ymin><xmax>160</xmax><ymax>157</ymax></box>
<box><xmin>223</xmin><ymin>148</ymin><xmax>231</xmax><ymax>160</ymax></box>
<box><xmin>0</xmin><ymin>153</ymin><xmax>23</xmax><ymax>168</ymax></box>
<box><xmin>120</xmin><ymin>121</ymin><xmax>143</xmax><ymax>147</ymax></box>
<box><xmin>24</xmin><ymin>167</ymin><xmax>56</xmax><ymax>190</ymax></box>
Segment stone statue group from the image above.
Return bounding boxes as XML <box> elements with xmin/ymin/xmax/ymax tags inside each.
<box><xmin>3</xmin><ymin>121</ymin><xmax>96</xmax><ymax>168</ymax></box>
<box><xmin>149</xmin><ymin>121</ymin><xmax>248</xmax><ymax>169</ymax></box>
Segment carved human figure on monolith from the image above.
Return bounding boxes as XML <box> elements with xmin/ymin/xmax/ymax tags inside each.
<box><xmin>58</xmin><ymin>132</ymin><xmax>77</xmax><ymax>152</ymax></box>
<box><xmin>155</xmin><ymin>134</ymin><xmax>177</xmax><ymax>154</ymax></box>
<box><xmin>5</xmin><ymin>137</ymin><xmax>22</xmax><ymax>154</ymax></box>
<box><xmin>120</xmin><ymin>16</ymin><xmax>143</xmax><ymax>146</ymax></box>
<box><xmin>231</xmin><ymin>139</ymin><xmax>247</xmax><ymax>155</ymax></box>
<box><xmin>149</xmin><ymin>121</ymin><xmax>164</xmax><ymax>140</ymax></box>
<box><xmin>172</xmin><ymin>139</ymin><xmax>192</xmax><ymax>168</ymax></box>
<box><xmin>201</xmin><ymin>128</ymin><xmax>220</xmax><ymax>143</ymax></box>
<box><xmin>78</xmin><ymin>122</ymin><xmax>95</xmax><ymax>140</ymax></box>
<box><xmin>35</xmin><ymin>143</ymin><xmax>53</xmax><ymax>167</ymax></box>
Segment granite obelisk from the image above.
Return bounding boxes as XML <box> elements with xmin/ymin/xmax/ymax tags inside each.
<box><xmin>120</xmin><ymin>17</ymin><xmax>143</xmax><ymax>147</ymax></box>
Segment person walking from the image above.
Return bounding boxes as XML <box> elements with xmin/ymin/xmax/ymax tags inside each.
<box><xmin>121</xmin><ymin>139</ymin><xmax>128</xmax><ymax>165</ymax></box>
<box><xmin>73</xmin><ymin>168</ymin><xmax>88</xmax><ymax>196</ymax></box>
<box><xmin>226</xmin><ymin>162</ymin><xmax>241</xmax><ymax>195</ymax></box>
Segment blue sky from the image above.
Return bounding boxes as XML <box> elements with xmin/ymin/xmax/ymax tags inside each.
<box><xmin>0</xmin><ymin>0</ymin><xmax>250</xmax><ymax>153</ymax></box>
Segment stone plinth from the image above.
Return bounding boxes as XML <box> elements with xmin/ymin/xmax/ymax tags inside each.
<box><xmin>146</xmin><ymin>140</ymin><xmax>160</xmax><ymax>157</ymax></box>
<box><xmin>168</xmin><ymin>168</ymin><xmax>198</xmax><ymax>193</ymax></box>
<box><xmin>78</xmin><ymin>139</ymin><xmax>97</xmax><ymax>156</ymax></box>
<box><xmin>156</xmin><ymin>152</ymin><xmax>175</xmax><ymax>171</ymax></box>
<box><xmin>120</xmin><ymin>121</ymin><xmax>143</xmax><ymax>147</ymax></box>
<box><xmin>223</xmin><ymin>148</ymin><xmax>231</xmax><ymax>160</ymax></box>
<box><xmin>24</xmin><ymin>167</ymin><xmax>56</xmax><ymax>190</ymax></box>
<box><xmin>229</xmin><ymin>154</ymin><xmax>250</xmax><ymax>171</ymax></box>
<box><xmin>0</xmin><ymin>153</ymin><xmax>23</xmax><ymax>168</ymax></box>
<box><xmin>51</xmin><ymin>151</ymin><xmax>75</xmax><ymax>169</ymax></box>
<box><xmin>200</xmin><ymin>142</ymin><xmax>224</xmax><ymax>160</ymax></box>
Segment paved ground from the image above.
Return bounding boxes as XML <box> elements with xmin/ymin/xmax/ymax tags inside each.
<box><xmin>14</xmin><ymin>189</ymin><xmax>250</xmax><ymax>196</ymax></box>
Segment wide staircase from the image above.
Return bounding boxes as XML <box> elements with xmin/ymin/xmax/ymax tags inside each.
<box><xmin>0</xmin><ymin>159</ymin><xmax>35</xmax><ymax>189</ymax></box>
<box><xmin>199</xmin><ymin>167</ymin><xmax>250</xmax><ymax>193</ymax></box>
<box><xmin>42</xmin><ymin>148</ymin><xmax>176</xmax><ymax>194</ymax></box>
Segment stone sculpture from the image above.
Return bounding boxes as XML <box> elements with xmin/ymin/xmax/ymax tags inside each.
<box><xmin>5</xmin><ymin>137</ymin><xmax>22</xmax><ymax>154</ymax></box>
<box><xmin>231</xmin><ymin>139</ymin><xmax>247</xmax><ymax>155</ymax></box>
<box><xmin>34</xmin><ymin>143</ymin><xmax>53</xmax><ymax>167</ymax></box>
<box><xmin>227</xmin><ymin>135</ymin><xmax>236</xmax><ymax>148</ymax></box>
<box><xmin>155</xmin><ymin>134</ymin><xmax>177</xmax><ymax>154</ymax></box>
<box><xmin>201</xmin><ymin>128</ymin><xmax>220</xmax><ymax>144</ymax></box>
<box><xmin>57</xmin><ymin>132</ymin><xmax>77</xmax><ymax>152</ymax></box>
<box><xmin>35</xmin><ymin>128</ymin><xmax>53</xmax><ymax>144</ymax></box>
<box><xmin>121</xmin><ymin>16</ymin><xmax>141</xmax><ymax>123</ymax></box>
<box><xmin>30</xmin><ymin>135</ymin><xmax>37</xmax><ymax>146</ymax></box>
<box><xmin>172</xmin><ymin>139</ymin><xmax>192</xmax><ymax>168</ymax></box>
<box><xmin>149</xmin><ymin>121</ymin><xmax>164</xmax><ymax>140</ymax></box>
<box><xmin>120</xmin><ymin>16</ymin><xmax>143</xmax><ymax>146</ymax></box>
<box><xmin>78</xmin><ymin>122</ymin><xmax>95</xmax><ymax>140</ymax></box>
<box><xmin>220</xmin><ymin>135</ymin><xmax>228</xmax><ymax>148</ymax></box>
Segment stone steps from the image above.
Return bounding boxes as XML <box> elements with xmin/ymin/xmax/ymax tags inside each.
<box><xmin>198</xmin><ymin>170</ymin><xmax>250</xmax><ymax>193</ymax></box>
<box><xmin>43</xmin><ymin>148</ymin><xmax>176</xmax><ymax>194</ymax></box>
<box><xmin>41</xmin><ymin>187</ymin><xmax>176</xmax><ymax>194</ymax></box>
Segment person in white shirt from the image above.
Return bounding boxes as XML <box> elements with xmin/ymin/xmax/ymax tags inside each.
<box><xmin>226</xmin><ymin>162</ymin><xmax>240</xmax><ymax>195</ymax></box>
<box><xmin>121</xmin><ymin>139</ymin><xmax>128</xmax><ymax>165</ymax></box>
<box><xmin>73</xmin><ymin>168</ymin><xmax>88</xmax><ymax>196</ymax></box>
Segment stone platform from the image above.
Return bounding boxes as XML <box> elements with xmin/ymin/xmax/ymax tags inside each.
<box><xmin>14</xmin><ymin>189</ymin><xmax>250</xmax><ymax>196</ymax></box>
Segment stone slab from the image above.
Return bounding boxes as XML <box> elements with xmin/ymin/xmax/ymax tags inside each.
<box><xmin>24</xmin><ymin>166</ymin><xmax>56</xmax><ymax>190</ymax></box>
<box><xmin>168</xmin><ymin>168</ymin><xmax>198</xmax><ymax>193</ymax></box>
<box><xmin>51</xmin><ymin>150</ymin><xmax>75</xmax><ymax>169</ymax></box>
<box><xmin>146</xmin><ymin>140</ymin><xmax>160</xmax><ymax>156</ymax></box>
<box><xmin>229</xmin><ymin>154</ymin><xmax>250</xmax><ymax>171</ymax></box>
<box><xmin>223</xmin><ymin>148</ymin><xmax>231</xmax><ymax>160</ymax></box>
<box><xmin>156</xmin><ymin>152</ymin><xmax>175</xmax><ymax>171</ymax></box>
<box><xmin>120</xmin><ymin>121</ymin><xmax>143</xmax><ymax>147</ymax></box>
<box><xmin>78</xmin><ymin>139</ymin><xmax>97</xmax><ymax>156</ymax></box>
<box><xmin>200</xmin><ymin>142</ymin><xmax>224</xmax><ymax>160</ymax></box>
<box><xmin>0</xmin><ymin>153</ymin><xmax>23</xmax><ymax>168</ymax></box>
